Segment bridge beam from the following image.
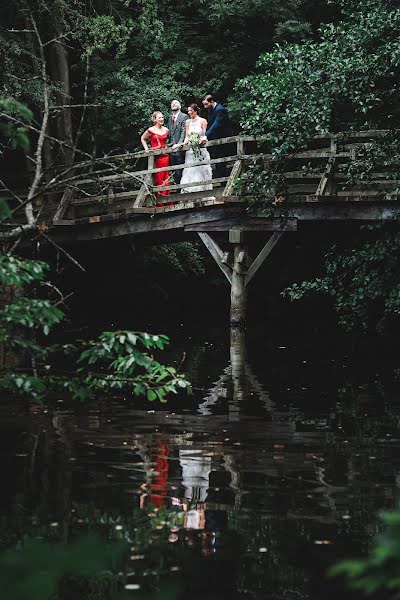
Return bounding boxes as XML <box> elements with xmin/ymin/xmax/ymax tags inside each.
<box><xmin>197</xmin><ymin>232</ymin><xmax>232</xmax><ymax>284</ymax></box>
<box><xmin>245</xmin><ymin>232</ymin><xmax>284</xmax><ymax>286</ymax></box>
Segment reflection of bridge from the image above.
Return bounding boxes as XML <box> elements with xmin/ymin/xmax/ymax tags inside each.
<box><xmin>41</xmin><ymin>130</ymin><xmax>400</xmax><ymax>322</ymax></box>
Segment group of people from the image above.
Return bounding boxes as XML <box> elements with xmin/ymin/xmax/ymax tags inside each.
<box><xmin>140</xmin><ymin>94</ymin><xmax>232</xmax><ymax>204</ymax></box>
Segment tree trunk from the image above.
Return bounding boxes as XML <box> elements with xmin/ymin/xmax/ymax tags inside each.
<box><xmin>23</xmin><ymin>16</ymin><xmax>55</xmax><ymax>177</ymax></box>
<box><xmin>53</xmin><ymin>37</ymin><xmax>74</xmax><ymax>165</ymax></box>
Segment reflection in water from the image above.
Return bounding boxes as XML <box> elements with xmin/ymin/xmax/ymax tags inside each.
<box><xmin>1</xmin><ymin>328</ymin><xmax>400</xmax><ymax>599</ymax></box>
<box><xmin>179</xmin><ymin>449</ymin><xmax>211</xmax><ymax>503</ymax></box>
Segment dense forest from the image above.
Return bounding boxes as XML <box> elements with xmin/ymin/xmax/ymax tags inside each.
<box><xmin>1</xmin><ymin>2</ymin><xmax>400</xmax><ymax>600</ymax></box>
<box><xmin>0</xmin><ymin>0</ymin><xmax>337</xmax><ymax>156</ymax></box>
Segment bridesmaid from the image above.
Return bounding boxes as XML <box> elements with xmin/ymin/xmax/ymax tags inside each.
<box><xmin>140</xmin><ymin>111</ymin><xmax>171</xmax><ymax>205</ymax></box>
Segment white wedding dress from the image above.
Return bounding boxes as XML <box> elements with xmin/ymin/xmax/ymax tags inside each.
<box><xmin>180</xmin><ymin>117</ymin><xmax>213</xmax><ymax>193</ymax></box>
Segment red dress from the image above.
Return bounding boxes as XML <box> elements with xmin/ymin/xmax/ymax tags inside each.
<box><xmin>148</xmin><ymin>128</ymin><xmax>171</xmax><ymax>200</ymax></box>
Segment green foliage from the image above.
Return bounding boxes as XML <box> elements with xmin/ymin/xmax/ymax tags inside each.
<box><xmin>0</xmin><ymin>97</ymin><xmax>32</xmax><ymax>152</ymax></box>
<box><xmin>143</xmin><ymin>242</ymin><xmax>206</xmax><ymax>278</ymax></box>
<box><xmin>234</xmin><ymin>154</ymin><xmax>287</xmax><ymax>213</ymax></box>
<box><xmin>330</xmin><ymin>508</ymin><xmax>400</xmax><ymax>598</ymax></box>
<box><xmin>232</xmin><ymin>0</ymin><xmax>400</xmax><ymax>140</ymax></box>
<box><xmin>0</xmin><ymin>535</ymin><xmax>127</xmax><ymax>600</ymax></box>
<box><xmin>0</xmin><ymin>239</ymin><xmax>190</xmax><ymax>402</ymax></box>
<box><xmin>198</xmin><ymin>0</ymin><xmax>304</xmax><ymax>23</ymax></box>
<box><xmin>93</xmin><ymin>62</ymin><xmax>192</xmax><ymax>144</ymax></box>
<box><xmin>2</xmin><ymin>297</ymin><xmax>64</xmax><ymax>335</ymax></box>
<box><xmin>344</xmin><ymin>131</ymin><xmax>400</xmax><ymax>185</ymax></box>
<box><xmin>78</xmin><ymin>15</ymin><xmax>135</xmax><ymax>58</ymax></box>
<box><xmin>87</xmin><ymin>0</ymin><xmax>320</xmax><ymax>148</ymax></box>
<box><xmin>0</xmin><ymin>0</ymin><xmax>331</xmax><ymax>152</ymax></box>
<box><xmin>66</xmin><ymin>330</ymin><xmax>190</xmax><ymax>402</ymax></box>
<box><xmin>283</xmin><ymin>227</ymin><xmax>400</xmax><ymax>332</ymax></box>
<box><xmin>274</xmin><ymin>19</ymin><xmax>312</xmax><ymax>42</ymax></box>
<box><xmin>0</xmin><ymin>502</ymin><xmax>185</xmax><ymax>600</ymax></box>
<box><xmin>0</xmin><ymin>255</ymin><xmax>48</xmax><ymax>284</ymax></box>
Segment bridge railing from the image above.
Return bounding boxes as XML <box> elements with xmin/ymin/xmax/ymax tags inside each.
<box><xmin>53</xmin><ymin>135</ymin><xmax>253</xmax><ymax>219</ymax></box>
<box><xmin>50</xmin><ymin>130</ymin><xmax>398</xmax><ymax>222</ymax></box>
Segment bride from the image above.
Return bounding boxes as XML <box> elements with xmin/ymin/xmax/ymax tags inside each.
<box><xmin>176</xmin><ymin>103</ymin><xmax>213</xmax><ymax>193</ymax></box>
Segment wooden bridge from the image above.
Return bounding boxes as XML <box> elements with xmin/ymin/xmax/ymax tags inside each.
<box><xmin>32</xmin><ymin>130</ymin><xmax>400</xmax><ymax>322</ymax></box>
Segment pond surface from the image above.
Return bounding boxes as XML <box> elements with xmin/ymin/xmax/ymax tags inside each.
<box><xmin>1</xmin><ymin>324</ymin><xmax>400</xmax><ymax>599</ymax></box>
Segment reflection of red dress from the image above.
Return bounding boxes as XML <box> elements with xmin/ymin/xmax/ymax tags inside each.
<box><xmin>148</xmin><ymin>129</ymin><xmax>170</xmax><ymax>198</ymax></box>
<box><xmin>149</xmin><ymin>444</ymin><xmax>170</xmax><ymax>507</ymax></box>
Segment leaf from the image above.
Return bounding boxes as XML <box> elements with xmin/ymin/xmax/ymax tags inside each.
<box><xmin>147</xmin><ymin>389</ymin><xmax>157</xmax><ymax>401</ymax></box>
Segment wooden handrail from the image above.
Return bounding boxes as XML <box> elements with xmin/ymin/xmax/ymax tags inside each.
<box><xmin>69</xmin><ymin>135</ymin><xmax>244</xmax><ymax>169</ymax></box>
<box><xmin>68</xmin><ymin>129</ymin><xmax>393</xmax><ymax>170</ymax></box>
<box><xmin>70</xmin><ymin>176</ymin><xmax>229</xmax><ymax>204</ymax></box>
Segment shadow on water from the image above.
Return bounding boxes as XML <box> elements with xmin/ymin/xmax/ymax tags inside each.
<box><xmin>1</xmin><ymin>323</ymin><xmax>400</xmax><ymax>599</ymax></box>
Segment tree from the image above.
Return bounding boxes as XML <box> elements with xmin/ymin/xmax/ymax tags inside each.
<box><xmin>283</xmin><ymin>226</ymin><xmax>400</xmax><ymax>332</ymax></box>
<box><xmin>231</xmin><ymin>0</ymin><xmax>400</xmax><ymax>146</ymax></box>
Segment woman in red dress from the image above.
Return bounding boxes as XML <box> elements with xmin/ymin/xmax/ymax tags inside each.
<box><xmin>140</xmin><ymin>111</ymin><xmax>171</xmax><ymax>206</ymax></box>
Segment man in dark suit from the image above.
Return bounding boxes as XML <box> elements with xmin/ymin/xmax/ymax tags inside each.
<box><xmin>167</xmin><ymin>100</ymin><xmax>189</xmax><ymax>184</ymax></box>
<box><xmin>202</xmin><ymin>94</ymin><xmax>233</xmax><ymax>179</ymax></box>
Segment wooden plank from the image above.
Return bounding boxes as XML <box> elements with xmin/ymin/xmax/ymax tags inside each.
<box><xmin>305</xmin><ymin>193</ymin><xmax>399</xmax><ymax>202</ymax></box>
<box><xmin>53</xmin><ymin>188</ymin><xmax>73</xmax><ymax>221</ymax></box>
<box><xmin>155</xmin><ymin>190</ymin><xmax>219</xmax><ymax>205</ymax></box>
<box><xmin>71</xmin><ymin>190</ymin><xmax>139</xmax><ymax>205</ymax></box>
<box><xmin>267</xmin><ymin>202</ymin><xmax>400</xmax><ymax>221</ymax></box>
<box><xmin>134</xmin><ymin>173</ymin><xmax>153</xmax><ymax>207</ymax></box>
<box><xmin>70</xmin><ymin>176</ymin><xmax>230</xmax><ymax>207</ymax></box>
<box><xmin>223</xmin><ymin>160</ymin><xmax>242</xmax><ymax>197</ymax></box>
<box><xmin>258</xmin><ymin>151</ymin><xmax>352</xmax><ymax>160</ymax></box>
<box><xmin>75</xmin><ymin>155</ymin><xmax>238</xmax><ymax>185</ymax></box>
<box><xmin>198</xmin><ymin>232</ymin><xmax>232</xmax><ymax>284</ymax></box>
<box><xmin>245</xmin><ymin>233</ymin><xmax>284</xmax><ymax>286</ymax></box>
<box><xmin>185</xmin><ymin>217</ymin><xmax>297</xmax><ymax>232</ymax></box>
<box><xmin>336</xmin><ymin>190</ymin><xmax>400</xmax><ymax>197</ymax></box>
<box><xmin>287</xmin><ymin>184</ymin><xmax>321</xmax><ymax>193</ymax></box>
<box><xmin>316</xmin><ymin>156</ymin><xmax>337</xmax><ymax>197</ymax></box>
<box><xmin>134</xmin><ymin>153</ymin><xmax>155</xmax><ymax>207</ymax></box>
<box><xmin>53</xmin><ymin>219</ymin><xmax>77</xmax><ymax>225</ymax></box>
<box><xmin>69</xmin><ymin>135</ymin><xmax>245</xmax><ymax>167</ymax></box>
<box><xmin>158</xmin><ymin>176</ymin><xmax>227</xmax><ymax>193</ymax></box>
<box><xmin>314</xmin><ymin>130</ymin><xmax>388</xmax><ymax>140</ymax></box>
<box><xmin>51</xmin><ymin>206</ymin><xmax>238</xmax><ymax>241</ymax></box>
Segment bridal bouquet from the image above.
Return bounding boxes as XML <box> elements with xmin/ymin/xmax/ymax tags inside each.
<box><xmin>188</xmin><ymin>132</ymin><xmax>204</xmax><ymax>161</ymax></box>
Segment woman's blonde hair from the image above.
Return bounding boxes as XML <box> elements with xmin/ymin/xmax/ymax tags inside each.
<box><xmin>152</xmin><ymin>111</ymin><xmax>163</xmax><ymax>121</ymax></box>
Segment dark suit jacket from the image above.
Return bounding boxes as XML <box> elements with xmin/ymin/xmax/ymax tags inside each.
<box><xmin>205</xmin><ymin>103</ymin><xmax>233</xmax><ymax>140</ymax></box>
<box><xmin>167</xmin><ymin>111</ymin><xmax>189</xmax><ymax>146</ymax></box>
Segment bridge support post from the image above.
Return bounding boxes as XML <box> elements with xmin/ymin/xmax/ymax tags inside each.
<box><xmin>229</xmin><ymin>230</ymin><xmax>248</xmax><ymax>326</ymax></box>
<box><xmin>198</xmin><ymin>230</ymin><xmax>283</xmax><ymax>326</ymax></box>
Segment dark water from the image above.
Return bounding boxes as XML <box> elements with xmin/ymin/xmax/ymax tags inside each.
<box><xmin>1</xmin><ymin>323</ymin><xmax>400</xmax><ymax>599</ymax></box>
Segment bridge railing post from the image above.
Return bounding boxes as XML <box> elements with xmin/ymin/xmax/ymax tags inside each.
<box><xmin>236</xmin><ymin>137</ymin><xmax>244</xmax><ymax>158</ymax></box>
<box><xmin>148</xmin><ymin>152</ymin><xmax>155</xmax><ymax>173</ymax></box>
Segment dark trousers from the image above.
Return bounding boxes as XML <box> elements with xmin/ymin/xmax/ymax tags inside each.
<box><xmin>209</xmin><ymin>143</ymin><xmax>228</xmax><ymax>179</ymax></box>
<box><xmin>170</xmin><ymin>151</ymin><xmax>185</xmax><ymax>185</ymax></box>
